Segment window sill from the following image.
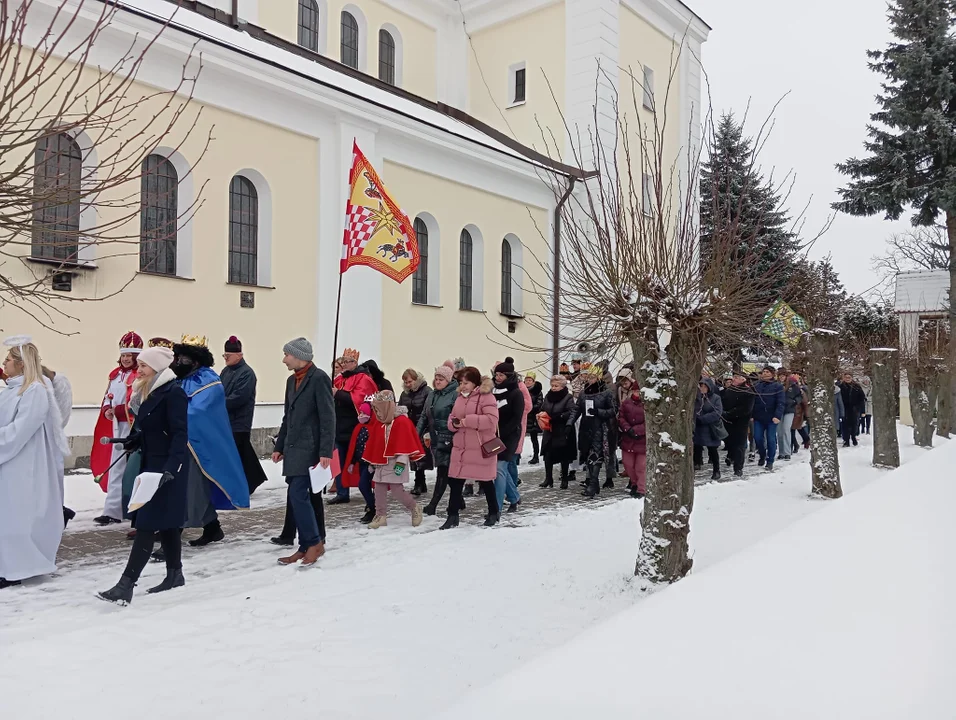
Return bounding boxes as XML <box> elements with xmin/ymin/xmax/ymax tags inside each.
<box><xmin>411</xmin><ymin>302</ymin><xmax>443</xmax><ymax>309</ymax></box>
<box><xmin>459</xmin><ymin>308</ymin><xmax>486</xmax><ymax>314</ymax></box>
<box><xmin>506</xmin><ymin>100</ymin><xmax>527</xmax><ymax>109</ymax></box>
<box><xmin>137</xmin><ymin>271</ymin><xmax>195</xmax><ymax>282</ymax></box>
<box><xmin>26</xmin><ymin>256</ymin><xmax>97</xmax><ymax>271</ymax></box>
<box><xmin>500</xmin><ymin>312</ymin><xmax>525</xmax><ymax>320</ymax></box>
<box><xmin>227</xmin><ymin>281</ymin><xmax>276</xmax><ymax>290</ymax></box>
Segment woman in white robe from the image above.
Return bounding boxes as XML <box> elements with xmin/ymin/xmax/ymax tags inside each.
<box><xmin>0</xmin><ymin>340</ymin><xmax>70</xmax><ymax>588</ymax></box>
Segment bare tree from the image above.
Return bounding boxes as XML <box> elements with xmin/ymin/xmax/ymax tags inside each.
<box><xmin>523</xmin><ymin>55</ymin><xmax>811</xmax><ymax>584</ymax></box>
<box><xmin>0</xmin><ymin>0</ymin><xmax>210</xmax><ymax>331</ymax></box>
<box><xmin>872</xmin><ymin>225</ymin><xmax>949</xmax><ymax>287</ymax></box>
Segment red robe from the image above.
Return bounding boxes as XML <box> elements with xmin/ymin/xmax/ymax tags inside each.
<box><xmin>90</xmin><ymin>366</ymin><xmax>137</xmax><ymax>491</ymax></box>
<box><xmin>341</xmin><ymin>415</ymin><xmax>425</xmax><ymax>488</ymax></box>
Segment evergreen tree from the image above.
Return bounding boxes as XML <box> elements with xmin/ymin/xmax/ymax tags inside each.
<box><xmin>701</xmin><ymin>112</ymin><xmax>798</xmax><ymax>312</ymax></box>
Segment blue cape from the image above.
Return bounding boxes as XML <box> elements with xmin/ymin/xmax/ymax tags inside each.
<box><xmin>180</xmin><ymin>366</ymin><xmax>250</xmax><ymax>510</ymax></box>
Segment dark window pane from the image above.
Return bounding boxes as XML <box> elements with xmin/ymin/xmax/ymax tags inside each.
<box><xmin>341</xmin><ymin>11</ymin><xmax>359</xmax><ymax>69</ymax></box>
<box><xmin>139</xmin><ymin>154</ymin><xmax>179</xmax><ymax>275</ymax></box>
<box><xmin>459</xmin><ymin>229</ymin><xmax>473</xmax><ymax>311</ymax></box>
<box><xmin>412</xmin><ymin>216</ymin><xmax>428</xmax><ymax>304</ymax></box>
<box><xmin>379</xmin><ymin>29</ymin><xmax>395</xmax><ymax>85</ymax></box>
<box><xmin>501</xmin><ymin>239</ymin><xmax>513</xmax><ymax>315</ymax></box>
<box><xmin>32</xmin><ymin>133</ymin><xmax>82</xmax><ymax>261</ymax></box>
<box><xmin>228</xmin><ymin>175</ymin><xmax>258</xmax><ymax>285</ymax></box>
<box><xmin>514</xmin><ymin>68</ymin><xmax>526</xmax><ymax>103</ymax></box>
<box><xmin>298</xmin><ymin>0</ymin><xmax>320</xmax><ymax>52</ymax></box>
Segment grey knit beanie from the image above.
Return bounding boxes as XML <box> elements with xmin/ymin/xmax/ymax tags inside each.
<box><xmin>283</xmin><ymin>337</ymin><xmax>313</xmax><ymax>362</ymax></box>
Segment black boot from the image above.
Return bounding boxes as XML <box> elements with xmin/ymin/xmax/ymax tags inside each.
<box><xmin>463</xmin><ymin>484</ymin><xmax>475</xmax><ymax>497</ymax></box>
<box><xmin>560</xmin><ymin>473</ymin><xmax>569</xmax><ymax>490</ymax></box>
<box><xmin>583</xmin><ymin>467</ymin><xmax>600</xmax><ymax>499</ymax></box>
<box><xmin>483</xmin><ymin>512</ymin><xmax>500</xmax><ymax>527</ymax></box>
<box><xmin>629</xmin><ymin>486</ymin><xmax>640</xmax><ymax>499</ymax></box>
<box><xmin>439</xmin><ymin>514</ymin><xmax>460</xmax><ymax>530</ymax></box>
<box><xmin>359</xmin><ymin>507</ymin><xmax>375</xmax><ymax>524</ymax></box>
<box><xmin>147</xmin><ymin>569</ymin><xmax>185</xmax><ymax>594</ymax></box>
<box><xmin>97</xmin><ymin>575</ymin><xmax>135</xmax><ymax>605</ymax></box>
<box><xmin>189</xmin><ymin>520</ymin><xmax>224</xmax><ymax>547</ymax></box>
<box><xmin>63</xmin><ymin>506</ymin><xmax>76</xmax><ymax>528</ymax></box>
<box><xmin>0</xmin><ymin>577</ymin><xmax>22</xmax><ymax>589</ymax></box>
<box><xmin>539</xmin><ymin>477</ymin><xmax>553</xmax><ymax>488</ymax></box>
<box><xmin>711</xmin><ymin>468</ymin><xmax>721</xmax><ymax>481</ymax></box>
<box><xmin>602</xmin><ymin>479</ymin><xmax>614</xmax><ymax>489</ymax></box>
<box><xmin>423</xmin><ymin>503</ymin><xmax>437</xmax><ymax>516</ymax></box>
<box><xmin>93</xmin><ymin>515</ymin><xmax>122</xmax><ymax>526</ymax></box>
<box><xmin>507</xmin><ymin>501</ymin><xmax>520</xmax><ymax>513</ymax></box>
<box><xmin>151</xmin><ymin>549</ymin><xmax>165</xmax><ymax>563</ymax></box>
<box><xmin>270</xmin><ymin>536</ymin><xmax>294</xmax><ymax>546</ymax></box>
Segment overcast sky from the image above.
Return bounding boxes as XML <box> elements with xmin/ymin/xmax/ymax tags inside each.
<box><xmin>691</xmin><ymin>0</ymin><xmax>910</xmax><ymax>296</ymax></box>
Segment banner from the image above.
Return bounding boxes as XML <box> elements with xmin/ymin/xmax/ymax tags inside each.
<box><xmin>340</xmin><ymin>141</ymin><xmax>420</xmax><ymax>283</ymax></box>
<box><xmin>762</xmin><ymin>300</ymin><xmax>809</xmax><ymax>347</ymax></box>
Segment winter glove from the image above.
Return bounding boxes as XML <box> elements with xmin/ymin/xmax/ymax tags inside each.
<box><xmin>122</xmin><ymin>431</ymin><xmax>142</xmax><ymax>451</ymax></box>
<box><xmin>628</xmin><ymin>427</ymin><xmax>638</xmax><ymax>438</ymax></box>
<box><xmin>158</xmin><ymin>471</ymin><xmax>175</xmax><ymax>488</ymax></box>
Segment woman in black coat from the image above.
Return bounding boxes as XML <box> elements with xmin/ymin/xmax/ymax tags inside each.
<box><xmin>99</xmin><ymin>348</ymin><xmax>189</xmax><ymax>606</ymax></box>
<box><xmin>575</xmin><ymin>369</ymin><xmax>617</xmax><ymax>498</ymax></box>
<box><xmin>399</xmin><ymin>369</ymin><xmax>432</xmax><ymax>495</ymax></box>
<box><xmin>524</xmin><ymin>373</ymin><xmax>544</xmax><ymax>464</ymax></box>
<box><xmin>538</xmin><ymin>375</ymin><xmax>577</xmax><ymax>489</ymax></box>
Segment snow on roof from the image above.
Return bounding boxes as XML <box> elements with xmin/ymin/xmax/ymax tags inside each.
<box><xmin>113</xmin><ymin>0</ymin><xmax>587</xmax><ymax>178</ymax></box>
<box><xmin>894</xmin><ymin>270</ymin><xmax>949</xmax><ymax>313</ymax></box>
<box><xmin>435</xmin><ymin>437</ymin><xmax>953</xmax><ymax>720</ymax></box>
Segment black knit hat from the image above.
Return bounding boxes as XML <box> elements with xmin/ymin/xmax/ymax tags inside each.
<box><xmin>495</xmin><ymin>357</ymin><xmax>516</xmax><ymax>375</ymax></box>
<box><xmin>224</xmin><ymin>336</ymin><xmax>242</xmax><ymax>353</ymax></box>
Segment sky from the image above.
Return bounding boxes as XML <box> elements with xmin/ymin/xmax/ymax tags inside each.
<box><xmin>691</xmin><ymin>0</ymin><xmax>911</xmax><ymax>296</ymax></box>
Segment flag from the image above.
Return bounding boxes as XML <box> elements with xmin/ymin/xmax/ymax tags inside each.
<box><xmin>340</xmin><ymin>141</ymin><xmax>420</xmax><ymax>283</ymax></box>
<box><xmin>762</xmin><ymin>300</ymin><xmax>809</xmax><ymax>347</ymax></box>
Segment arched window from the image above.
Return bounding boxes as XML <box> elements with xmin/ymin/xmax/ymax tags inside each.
<box><xmin>459</xmin><ymin>228</ymin><xmax>473</xmax><ymax>310</ymax></box>
<box><xmin>32</xmin><ymin>133</ymin><xmax>82</xmax><ymax>261</ymax></box>
<box><xmin>341</xmin><ymin>11</ymin><xmax>359</xmax><ymax>69</ymax></box>
<box><xmin>298</xmin><ymin>0</ymin><xmax>320</xmax><ymax>52</ymax></box>
<box><xmin>412</xmin><ymin>216</ymin><xmax>428</xmax><ymax>305</ymax></box>
<box><xmin>379</xmin><ymin>29</ymin><xmax>396</xmax><ymax>84</ymax></box>
<box><xmin>140</xmin><ymin>154</ymin><xmax>178</xmax><ymax>275</ymax></box>
<box><xmin>501</xmin><ymin>238</ymin><xmax>513</xmax><ymax>315</ymax></box>
<box><xmin>229</xmin><ymin>175</ymin><xmax>258</xmax><ymax>285</ymax></box>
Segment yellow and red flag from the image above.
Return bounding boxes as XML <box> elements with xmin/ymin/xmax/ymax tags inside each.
<box><xmin>340</xmin><ymin>142</ymin><xmax>420</xmax><ymax>283</ymax></box>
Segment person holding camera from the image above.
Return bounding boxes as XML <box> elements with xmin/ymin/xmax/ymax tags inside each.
<box><xmin>98</xmin><ymin>345</ymin><xmax>189</xmax><ymax>605</ymax></box>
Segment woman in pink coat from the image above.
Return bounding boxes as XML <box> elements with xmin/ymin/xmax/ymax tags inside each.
<box><xmin>447</xmin><ymin>366</ymin><xmax>500</xmax><ymax>528</ymax></box>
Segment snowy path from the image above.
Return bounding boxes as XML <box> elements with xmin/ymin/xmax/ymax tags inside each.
<box><xmin>1</xmin><ymin>432</ymin><xmax>928</xmax><ymax>719</ymax></box>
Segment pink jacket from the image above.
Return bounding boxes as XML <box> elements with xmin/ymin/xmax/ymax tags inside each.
<box><xmin>517</xmin><ymin>380</ymin><xmax>532</xmax><ymax>458</ymax></box>
<box><xmin>448</xmin><ymin>378</ymin><xmax>500</xmax><ymax>481</ymax></box>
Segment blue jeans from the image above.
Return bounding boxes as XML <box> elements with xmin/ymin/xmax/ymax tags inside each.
<box><xmin>495</xmin><ymin>456</ymin><xmax>520</xmax><ymax>511</ymax></box>
<box><xmin>753</xmin><ymin>420</ymin><xmax>778</xmax><ymax>466</ymax></box>
<box><xmin>335</xmin><ymin>439</ymin><xmax>351</xmax><ymax>500</ymax></box>
<box><xmin>358</xmin><ymin>461</ymin><xmax>375</xmax><ymax>508</ymax></box>
<box><xmin>288</xmin><ymin>475</ymin><xmax>320</xmax><ymax>553</ymax></box>
<box><xmin>508</xmin><ymin>456</ymin><xmax>519</xmax><ymax>486</ymax></box>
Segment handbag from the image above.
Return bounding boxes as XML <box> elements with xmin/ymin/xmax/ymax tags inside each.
<box><xmin>481</xmin><ymin>425</ymin><xmax>506</xmax><ymax>458</ymax></box>
<box><xmin>713</xmin><ymin>420</ymin><xmax>729</xmax><ymax>441</ymax></box>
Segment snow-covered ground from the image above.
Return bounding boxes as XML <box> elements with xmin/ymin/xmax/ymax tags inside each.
<box><xmin>3</xmin><ymin>431</ymin><xmax>948</xmax><ymax>718</ymax></box>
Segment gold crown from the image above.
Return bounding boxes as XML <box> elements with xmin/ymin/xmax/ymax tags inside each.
<box><xmin>149</xmin><ymin>337</ymin><xmax>174</xmax><ymax>350</ymax></box>
<box><xmin>343</xmin><ymin>348</ymin><xmax>360</xmax><ymax>362</ymax></box>
<box><xmin>180</xmin><ymin>334</ymin><xmax>208</xmax><ymax>348</ymax></box>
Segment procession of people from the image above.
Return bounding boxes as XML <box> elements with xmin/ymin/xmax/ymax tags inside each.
<box><xmin>0</xmin><ymin>330</ymin><xmax>876</xmax><ymax>602</ymax></box>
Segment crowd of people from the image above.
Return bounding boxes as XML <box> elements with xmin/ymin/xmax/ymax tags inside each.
<box><xmin>0</xmin><ymin>333</ymin><xmax>873</xmax><ymax>604</ymax></box>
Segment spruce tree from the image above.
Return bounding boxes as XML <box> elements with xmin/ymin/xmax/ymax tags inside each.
<box><xmin>701</xmin><ymin>113</ymin><xmax>797</xmax><ymax>313</ymax></box>
<box><xmin>834</xmin><ymin>0</ymin><xmax>956</xmax><ymax>413</ymax></box>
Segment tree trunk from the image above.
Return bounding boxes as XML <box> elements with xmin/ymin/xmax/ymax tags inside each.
<box><xmin>632</xmin><ymin>331</ymin><xmax>699</xmax><ymax>583</ymax></box>
<box><xmin>805</xmin><ymin>331</ymin><xmax>843</xmax><ymax>499</ymax></box>
<box><xmin>904</xmin><ymin>360</ymin><xmax>937</xmax><ymax>447</ymax></box>
<box><xmin>946</xmin><ymin>210</ymin><xmax>956</xmax><ymax>441</ymax></box>
<box><xmin>936</xmin><ymin>370</ymin><xmax>951</xmax><ymax>438</ymax></box>
<box><xmin>870</xmin><ymin>349</ymin><xmax>900</xmax><ymax>469</ymax></box>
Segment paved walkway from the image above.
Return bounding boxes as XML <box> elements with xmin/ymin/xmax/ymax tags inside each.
<box><xmin>56</xmin><ymin>455</ymin><xmax>791</xmax><ymax>568</ymax></box>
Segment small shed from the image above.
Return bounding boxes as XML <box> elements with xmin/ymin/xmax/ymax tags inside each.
<box><xmin>894</xmin><ymin>270</ymin><xmax>949</xmax><ymax>425</ymax></box>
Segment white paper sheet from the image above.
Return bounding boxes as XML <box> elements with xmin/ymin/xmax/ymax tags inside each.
<box><xmin>310</xmin><ymin>463</ymin><xmax>334</xmax><ymax>494</ymax></box>
<box><xmin>128</xmin><ymin>472</ymin><xmax>163</xmax><ymax>511</ymax></box>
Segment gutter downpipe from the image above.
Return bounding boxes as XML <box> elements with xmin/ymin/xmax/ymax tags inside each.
<box><xmin>552</xmin><ymin>176</ymin><xmax>576</xmax><ymax>376</ymax></box>
<box><xmin>231</xmin><ymin>0</ymin><xmax>240</xmax><ymax>27</ymax></box>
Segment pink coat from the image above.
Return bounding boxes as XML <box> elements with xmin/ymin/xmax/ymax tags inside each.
<box><xmin>448</xmin><ymin>378</ymin><xmax>500</xmax><ymax>481</ymax></box>
<box><xmin>517</xmin><ymin>380</ymin><xmax>532</xmax><ymax>457</ymax></box>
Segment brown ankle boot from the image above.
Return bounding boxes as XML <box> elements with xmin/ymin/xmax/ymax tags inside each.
<box><xmin>301</xmin><ymin>542</ymin><xmax>326</xmax><ymax>566</ymax></box>
<box><xmin>277</xmin><ymin>551</ymin><xmax>305</xmax><ymax>565</ymax></box>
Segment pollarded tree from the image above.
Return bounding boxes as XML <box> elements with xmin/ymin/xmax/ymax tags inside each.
<box><xmin>834</xmin><ymin>0</ymin><xmax>956</xmax><ymax>437</ymax></box>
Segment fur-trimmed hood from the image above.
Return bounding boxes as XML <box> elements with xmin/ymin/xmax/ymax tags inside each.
<box><xmin>478</xmin><ymin>376</ymin><xmax>494</xmax><ymax>394</ymax></box>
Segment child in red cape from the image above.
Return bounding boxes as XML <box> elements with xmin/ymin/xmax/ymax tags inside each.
<box><xmin>361</xmin><ymin>390</ymin><xmax>425</xmax><ymax>529</ymax></box>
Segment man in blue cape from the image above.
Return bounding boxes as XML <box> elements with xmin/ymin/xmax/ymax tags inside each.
<box><xmin>172</xmin><ymin>335</ymin><xmax>250</xmax><ymax>547</ymax></box>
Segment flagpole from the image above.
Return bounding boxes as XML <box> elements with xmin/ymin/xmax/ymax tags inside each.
<box><xmin>332</xmin><ymin>270</ymin><xmax>344</xmax><ymax>368</ymax></box>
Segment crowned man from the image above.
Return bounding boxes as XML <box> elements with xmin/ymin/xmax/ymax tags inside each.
<box><xmin>92</xmin><ymin>331</ymin><xmax>143</xmax><ymax>525</ymax></box>
<box><xmin>171</xmin><ymin>335</ymin><xmax>250</xmax><ymax>547</ymax></box>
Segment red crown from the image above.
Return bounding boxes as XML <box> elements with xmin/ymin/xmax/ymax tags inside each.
<box><xmin>119</xmin><ymin>331</ymin><xmax>144</xmax><ymax>352</ymax></box>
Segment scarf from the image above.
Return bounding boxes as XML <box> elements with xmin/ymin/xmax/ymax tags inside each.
<box><xmin>294</xmin><ymin>363</ymin><xmax>312</xmax><ymax>390</ymax></box>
